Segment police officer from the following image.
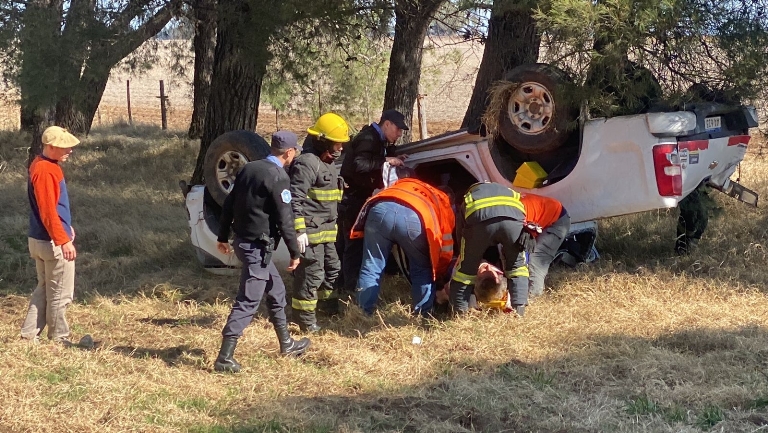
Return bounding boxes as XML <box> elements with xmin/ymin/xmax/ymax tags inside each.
<box><xmin>450</xmin><ymin>182</ymin><xmax>529</xmax><ymax>316</ymax></box>
<box><xmin>338</xmin><ymin>109</ymin><xmax>408</xmax><ymax>298</ymax></box>
<box><xmin>289</xmin><ymin>113</ymin><xmax>349</xmax><ymax>332</ymax></box>
<box><xmin>213</xmin><ymin>130</ymin><xmax>311</xmax><ymax>373</ymax></box>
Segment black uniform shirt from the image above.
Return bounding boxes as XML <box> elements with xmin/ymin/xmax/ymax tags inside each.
<box><xmin>340</xmin><ymin>124</ymin><xmax>395</xmax><ymax>202</ymax></box>
<box><xmin>217</xmin><ymin>157</ymin><xmax>300</xmax><ymax>260</ymax></box>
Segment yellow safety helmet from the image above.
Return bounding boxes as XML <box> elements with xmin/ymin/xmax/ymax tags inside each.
<box><xmin>307</xmin><ymin>112</ymin><xmax>350</xmax><ymax>143</ymax></box>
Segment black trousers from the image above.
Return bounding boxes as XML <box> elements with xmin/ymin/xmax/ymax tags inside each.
<box><xmin>339</xmin><ymin>203</ymin><xmax>364</xmax><ymax>294</ymax></box>
<box><xmin>291</xmin><ymin>242</ymin><xmax>340</xmax><ymax>326</ymax></box>
<box><xmin>221</xmin><ymin>238</ymin><xmax>287</xmax><ymax>338</ymax></box>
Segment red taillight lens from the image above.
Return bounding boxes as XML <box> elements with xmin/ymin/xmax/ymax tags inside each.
<box><xmin>653</xmin><ymin>143</ymin><xmax>682</xmax><ymax>197</ymax></box>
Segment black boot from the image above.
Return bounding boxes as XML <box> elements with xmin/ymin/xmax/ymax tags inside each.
<box><xmin>213</xmin><ymin>337</ymin><xmax>241</xmax><ymax>373</ymax></box>
<box><xmin>296</xmin><ymin>311</ymin><xmax>321</xmax><ymax>334</ymax></box>
<box><xmin>275</xmin><ymin>324</ymin><xmax>311</xmax><ymax>357</ymax></box>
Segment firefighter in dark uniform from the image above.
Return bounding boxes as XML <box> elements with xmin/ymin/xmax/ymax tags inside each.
<box><xmin>213</xmin><ymin>131</ymin><xmax>311</xmax><ymax>373</ymax></box>
<box><xmin>289</xmin><ymin>113</ymin><xmax>350</xmax><ymax>332</ymax></box>
<box><xmin>338</xmin><ymin>109</ymin><xmax>409</xmax><ymax>297</ymax></box>
<box><xmin>450</xmin><ymin>182</ymin><xmax>529</xmax><ymax>316</ymax></box>
<box><xmin>676</xmin><ymin>183</ymin><xmax>714</xmax><ymax>255</ymax></box>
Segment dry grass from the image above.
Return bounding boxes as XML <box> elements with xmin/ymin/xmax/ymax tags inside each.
<box><xmin>2</xmin><ymin>127</ymin><xmax>768</xmax><ymax>432</ymax></box>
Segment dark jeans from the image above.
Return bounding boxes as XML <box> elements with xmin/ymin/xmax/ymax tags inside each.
<box><xmin>357</xmin><ymin>201</ymin><xmax>434</xmax><ymax>316</ymax></box>
<box><xmin>529</xmin><ymin>212</ymin><xmax>571</xmax><ymax>296</ymax></box>
<box><xmin>221</xmin><ymin>238</ymin><xmax>287</xmax><ymax>338</ymax></box>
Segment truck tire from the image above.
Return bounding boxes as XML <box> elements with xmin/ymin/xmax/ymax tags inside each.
<box><xmin>498</xmin><ymin>64</ymin><xmax>578</xmax><ymax>154</ymax></box>
<box><xmin>203</xmin><ymin>130</ymin><xmax>270</xmax><ymax>206</ymax></box>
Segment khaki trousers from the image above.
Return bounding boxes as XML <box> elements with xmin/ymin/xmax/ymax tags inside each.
<box><xmin>21</xmin><ymin>238</ymin><xmax>75</xmax><ymax>341</ymax></box>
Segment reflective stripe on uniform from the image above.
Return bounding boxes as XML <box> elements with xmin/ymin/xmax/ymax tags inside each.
<box><xmin>307</xmin><ymin>228</ymin><xmax>338</xmax><ymax>244</ymax></box>
<box><xmin>307</xmin><ymin>188</ymin><xmax>343</xmax><ymax>201</ymax></box>
<box><xmin>464</xmin><ymin>196</ymin><xmax>525</xmax><ymax>218</ymax></box>
<box><xmin>505</xmin><ymin>265</ymin><xmax>529</xmax><ymax>278</ymax></box>
<box><xmin>452</xmin><ymin>236</ymin><xmax>476</xmax><ymax>284</ymax></box>
<box><xmin>452</xmin><ymin>270</ymin><xmax>476</xmax><ymax>285</ymax></box>
<box><xmin>295</xmin><ymin>218</ymin><xmax>306</xmax><ymax>231</ymax></box>
<box><xmin>292</xmin><ymin>298</ymin><xmax>317</xmax><ymax>312</ymax></box>
<box><xmin>317</xmin><ymin>289</ymin><xmax>334</xmax><ymax>300</ymax></box>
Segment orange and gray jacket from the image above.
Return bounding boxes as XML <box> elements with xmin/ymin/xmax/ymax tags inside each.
<box><xmin>350</xmin><ymin>178</ymin><xmax>455</xmax><ymax>280</ymax></box>
<box><xmin>28</xmin><ymin>155</ymin><xmax>73</xmax><ymax>245</ymax></box>
<box><xmin>289</xmin><ymin>140</ymin><xmax>342</xmax><ymax>245</ymax></box>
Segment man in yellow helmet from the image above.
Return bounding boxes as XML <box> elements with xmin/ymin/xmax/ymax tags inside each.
<box><xmin>288</xmin><ymin>113</ymin><xmax>349</xmax><ymax>332</ymax></box>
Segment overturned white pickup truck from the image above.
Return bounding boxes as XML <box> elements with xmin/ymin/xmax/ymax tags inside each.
<box><xmin>184</xmin><ymin>64</ymin><xmax>759</xmax><ymax>272</ymax></box>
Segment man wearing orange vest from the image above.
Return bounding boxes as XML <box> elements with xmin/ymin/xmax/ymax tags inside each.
<box><xmin>519</xmin><ymin>193</ymin><xmax>570</xmax><ymax>297</ymax></box>
<box><xmin>350</xmin><ymin>174</ymin><xmax>454</xmax><ymax>316</ymax></box>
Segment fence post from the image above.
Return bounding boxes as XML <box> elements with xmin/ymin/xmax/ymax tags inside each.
<box><xmin>158</xmin><ymin>80</ymin><xmax>168</xmax><ymax>130</ymax></box>
<box><xmin>126</xmin><ymin>80</ymin><xmax>132</xmax><ymax>125</ymax></box>
<box><xmin>417</xmin><ymin>87</ymin><xmax>428</xmax><ymax>140</ymax></box>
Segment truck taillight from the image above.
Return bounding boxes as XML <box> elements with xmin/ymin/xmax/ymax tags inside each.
<box><xmin>653</xmin><ymin>143</ymin><xmax>682</xmax><ymax>197</ymax></box>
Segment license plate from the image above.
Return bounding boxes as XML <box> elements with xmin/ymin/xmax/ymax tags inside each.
<box><xmin>705</xmin><ymin>116</ymin><xmax>721</xmax><ymax>131</ymax></box>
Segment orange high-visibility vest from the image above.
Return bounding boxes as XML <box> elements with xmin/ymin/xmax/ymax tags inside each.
<box><xmin>350</xmin><ymin>178</ymin><xmax>455</xmax><ymax>279</ymax></box>
<box><xmin>520</xmin><ymin>193</ymin><xmax>564</xmax><ymax>229</ymax></box>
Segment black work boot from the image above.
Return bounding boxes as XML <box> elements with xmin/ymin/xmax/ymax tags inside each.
<box><xmin>299</xmin><ymin>323</ymin><xmax>322</xmax><ymax>333</ymax></box>
<box><xmin>213</xmin><ymin>337</ymin><xmax>241</xmax><ymax>373</ymax></box>
<box><xmin>275</xmin><ymin>324</ymin><xmax>311</xmax><ymax>357</ymax></box>
<box><xmin>296</xmin><ymin>310</ymin><xmax>321</xmax><ymax>334</ymax></box>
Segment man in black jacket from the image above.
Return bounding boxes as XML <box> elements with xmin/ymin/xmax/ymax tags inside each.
<box><xmin>338</xmin><ymin>109</ymin><xmax>408</xmax><ymax>298</ymax></box>
<box><xmin>213</xmin><ymin>130</ymin><xmax>311</xmax><ymax>373</ymax></box>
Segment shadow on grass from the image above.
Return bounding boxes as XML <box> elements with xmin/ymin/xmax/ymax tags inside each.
<box><xmin>138</xmin><ymin>315</ymin><xmax>219</xmax><ymax>328</ymax></box>
<box><xmin>187</xmin><ymin>325</ymin><xmax>768</xmax><ymax>432</ymax></box>
<box><xmin>111</xmin><ymin>344</ymin><xmax>208</xmax><ymax>368</ymax></box>
<box><xmin>0</xmin><ymin>130</ymin><xmax>209</xmax><ymax>296</ymax></box>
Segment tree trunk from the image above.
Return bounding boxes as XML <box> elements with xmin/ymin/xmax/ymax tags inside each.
<box><xmin>75</xmin><ymin>64</ymin><xmax>112</xmax><ymax>134</ymax></box>
<box><xmin>23</xmin><ymin>106</ymin><xmax>55</xmax><ymax>166</ymax></box>
<box><xmin>55</xmin><ymin>97</ymin><xmax>88</xmax><ymax>133</ymax></box>
<box><xmin>383</xmin><ymin>0</ymin><xmax>445</xmax><ymax>143</ymax></box>
<box><xmin>461</xmin><ymin>0</ymin><xmax>540</xmax><ymax>130</ymax></box>
<box><xmin>189</xmin><ymin>9</ymin><xmax>266</xmax><ymax>185</ymax></box>
<box><xmin>188</xmin><ymin>0</ymin><xmax>217</xmax><ymax>139</ymax></box>
<box><xmin>18</xmin><ymin>0</ymin><xmax>177</xmax><ymax>137</ymax></box>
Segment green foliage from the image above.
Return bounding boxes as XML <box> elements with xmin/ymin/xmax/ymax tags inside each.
<box><xmin>663</xmin><ymin>404</ymin><xmax>687</xmax><ymax>423</ymax></box>
<box><xmin>1</xmin><ymin>0</ymin><xmax>178</xmax><ymax>133</ymax></box>
<box><xmin>749</xmin><ymin>395</ymin><xmax>768</xmax><ymax>409</ymax></box>
<box><xmin>537</xmin><ymin>0</ymin><xmax>768</xmax><ymax>114</ymax></box>
<box><xmin>696</xmin><ymin>404</ymin><xmax>724</xmax><ymax>429</ymax></box>
<box><xmin>262</xmin><ymin>6</ymin><xmax>392</xmax><ymax>125</ymax></box>
<box><xmin>27</xmin><ymin>366</ymin><xmax>81</xmax><ymax>385</ymax></box>
<box><xmin>625</xmin><ymin>395</ymin><xmax>661</xmax><ymax>415</ymax></box>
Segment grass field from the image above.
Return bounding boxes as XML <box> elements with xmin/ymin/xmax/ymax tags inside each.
<box><xmin>2</xmin><ymin>125</ymin><xmax>768</xmax><ymax>432</ymax></box>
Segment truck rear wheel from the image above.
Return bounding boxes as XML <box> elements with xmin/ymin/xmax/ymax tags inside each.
<box><xmin>498</xmin><ymin>64</ymin><xmax>578</xmax><ymax>154</ymax></box>
<box><xmin>203</xmin><ymin>130</ymin><xmax>270</xmax><ymax>206</ymax></box>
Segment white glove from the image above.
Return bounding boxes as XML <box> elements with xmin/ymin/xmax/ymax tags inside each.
<box><xmin>297</xmin><ymin>233</ymin><xmax>309</xmax><ymax>254</ymax></box>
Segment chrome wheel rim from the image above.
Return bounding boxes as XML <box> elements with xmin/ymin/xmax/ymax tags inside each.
<box><xmin>215</xmin><ymin>151</ymin><xmax>248</xmax><ymax>194</ymax></box>
<box><xmin>507</xmin><ymin>82</ymin><xmax>555</xmax><ymax>135</ymax></box>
